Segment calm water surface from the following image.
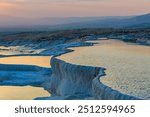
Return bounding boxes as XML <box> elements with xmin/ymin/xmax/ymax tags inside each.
<box><xmin>0</xmin><ymin>53</ymin><xmax>51</xmax><ymax>100</ymax></box>
<box><xmin>59</xmin><ymin>39</ymin><xmax>150</xmax><ymax>99</ymax></box>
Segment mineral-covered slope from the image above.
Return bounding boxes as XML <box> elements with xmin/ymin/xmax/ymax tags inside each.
<box><xmin>42</xmin><ymin>57</ymin><xmax>140</xmax><ymax>100</ymax></box>
<box><xmin>0</xmin><ymin>64</ymin><xmax>51</xmax><ymax>86</ymax></box>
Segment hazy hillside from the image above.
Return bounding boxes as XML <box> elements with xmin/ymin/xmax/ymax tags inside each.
<box><xmin>0</xmin><ymin>15</ymin><xmax>113</xmax><ymax>27</ymax></box>
<box><xmin>57</xmin><ymin>13</ymin><xmax>150</xmax><ymax>29</ymax></box>
<box><xmin>0</xmin><ymin>13</ymin><xmax>150</xmax><ymax>32</ymax></box>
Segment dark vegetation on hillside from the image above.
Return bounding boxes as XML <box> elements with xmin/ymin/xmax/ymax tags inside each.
<box><xmin>0</xmin><ymin>28</ymin><xmax>150</xmax><ymax>46</ymax></box>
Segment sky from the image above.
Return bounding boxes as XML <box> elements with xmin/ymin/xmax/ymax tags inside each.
<box><xmin>0</xmin><ymin>0</ymin><xmax>150</xmax><ymax>18</ymax></box>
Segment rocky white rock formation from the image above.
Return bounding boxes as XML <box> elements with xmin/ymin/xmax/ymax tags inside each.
<box><xmin>42</xmin><ymin>57</ymin><xmax>140</xmax><ymax>100</ymax></box>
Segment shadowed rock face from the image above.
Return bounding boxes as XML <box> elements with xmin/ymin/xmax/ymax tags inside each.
<box><xmin>43</xmin><ymin>57</ymin><xmax>141</xmax><ymax>100</ymax></box>
<box><xmin>44</xmin><ymin>57</ymin><xmax>101</xmax><ymax>99</ymax></box>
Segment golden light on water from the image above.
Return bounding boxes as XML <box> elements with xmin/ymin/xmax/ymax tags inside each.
<box><xmin>0</xmin><ymin>86</ymin><xmax>50</xmax><ymax>100</ymax></box>
<box><xmin>0</xmin><ymin>56</ymin><xmax>51</xmax><ymax>100</ymax></box>
<box><xmin>0</xmin><ymin>56</ymin><xmax>51</xmax><ymax>68</ymax></box>
<box><xmin>59</xmin><ymin>39</ymin><xmax>150</xmax><ymax>99</ymax></box>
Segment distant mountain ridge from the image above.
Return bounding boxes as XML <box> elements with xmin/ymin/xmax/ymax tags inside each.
<box><xmin>0</xmin><ymin>13</ymin><xmax>150</xmax><ymax>32</ymax></box>
<box><xmin>57</xmin><ymin>13</ymin><xmax>150</xmax><ymax>29</ymax></box>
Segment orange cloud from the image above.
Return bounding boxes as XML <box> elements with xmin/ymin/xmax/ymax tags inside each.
<box><xmin>0</xmin><ymin>2</ymin><xmax>16</xmax><ymax>15</ymax></box>
<box><xmin>0</xmin><ymin>2</ymin><xmax>13</xmax><ymax>8</ymax></box>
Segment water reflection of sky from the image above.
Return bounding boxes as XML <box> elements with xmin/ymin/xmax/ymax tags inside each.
<box><xmin>59</xmin><ymin>39</ymin><xmax>150</xmax><ymax>99</ymax></box>
<box><xmin>0</xmin><ymin>86</ymin><xmax>50</xmax><ymax>100</ymax></box>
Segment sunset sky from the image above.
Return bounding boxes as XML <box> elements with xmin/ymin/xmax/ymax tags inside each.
<box><xmin>0</xmin><ymin>0</ymin><xmax>150</xmax><ymax>18</ymax></box>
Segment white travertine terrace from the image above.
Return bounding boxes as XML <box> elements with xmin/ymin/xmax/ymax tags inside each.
<box><xmin>42</xmin><ymin>57</ymin><xmax>140</xmax><ymax>100</ymax></box>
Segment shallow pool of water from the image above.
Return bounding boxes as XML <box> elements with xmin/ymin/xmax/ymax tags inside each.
<box><xmin>58</xmin><ymin>39</ymin><xmax>150</xmax><ymax>99</ymax></box>
<box><xmin>0</xmin><ymin>55</ymin><xmax>51</xmax><ymax>100</ymax></box>
<box><xmin>0</xmin><ymin>56</ymin><xmax>51</xmax><ymax>68</ymax></box>
<box><xmin>0</xmin><ymin>86</ymin><xmax>50</xmax><ymax>100</ymax></box>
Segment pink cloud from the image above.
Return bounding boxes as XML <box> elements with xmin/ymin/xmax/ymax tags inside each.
<box><xmin>0</xmin><ymin>0</ymin><xmax>150</xmax><ymax>17</ymax></box>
